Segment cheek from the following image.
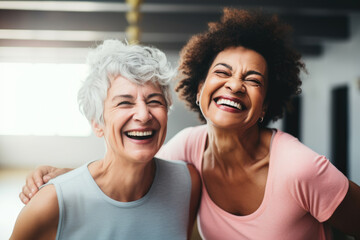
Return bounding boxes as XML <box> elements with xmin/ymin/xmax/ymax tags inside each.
<box><xmin>159</xmin><ymin>112</ymin><xmax>168</xmax><ymax>129</ymax></box>
<box><xmin>251</xmin><ymin>91</ymin><xmax>267</xmax><ymax>111</ymax></box>
<box><xmin>152</xmin><ymin>108</ymin><xmax>168</xmax><ymax>127</ymax></box>
<box><xmin>155</xmin><ymin>110</ymin><xmax>168</xmax><ymax>145</ymax></box>
<box><xmin>108</xmin><ymin>111</ymin><xmax>131</xmax><ymax>132</ymax></box>
<box><xmin>199</xmin><ymin>80</ymin><xmax>216</xmax><ymax>103</ymax></box>
<box><xmin>199</xmin><ymin>79</ymin><xmax>224</xmax><ymax>113</ymax></box>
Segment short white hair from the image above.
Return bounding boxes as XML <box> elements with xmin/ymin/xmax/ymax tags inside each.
<box><xmin>78</xmin><ymin>40</ymin><xmax>175</xmax><ymax>124</ymax></box>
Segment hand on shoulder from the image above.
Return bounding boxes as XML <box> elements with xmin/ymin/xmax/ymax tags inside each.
<box><xmin>20</xmin><ymin>166</ymin><xmax>72</xmax><ymax>204</ymax></box>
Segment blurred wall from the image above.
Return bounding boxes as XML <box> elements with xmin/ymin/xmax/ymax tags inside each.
<box><xmin>0</xmin><ymin>16</ymin><xmax>359</xmax><ymax>185</ymax></box>
<box><xmin>301</xmin><ymin>14</ymin><xmax>360</xmax><ymax>184</ymax></box>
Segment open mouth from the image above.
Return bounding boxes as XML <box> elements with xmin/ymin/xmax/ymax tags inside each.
<box><xmin>125</xmin><ymin>130</ymin><xmax>155</xmax><ymax>140</ymax></box>
<box><xmin>215</xmin><ymin>97</ymin><xmax>244</xmax><ymax>110</ymax></box>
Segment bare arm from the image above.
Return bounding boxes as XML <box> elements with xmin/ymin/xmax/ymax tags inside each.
<box><xmin>20</xmin><ymin>166</ymin><xmax>72</xmax><ymax>204</ymax></box>
<box><xmin>326</xmin><ymin>180</ymin><xmax>360</xmax><ymax>239</ymax></box>
<box><xmin>11</xmin><ymin>185</ymin><xmax>59</xmax><ymax>240</ymax></box>
<box><xmin>186</xmin><ymin>164</ymin><xmax>202</xmax><ymax>240</ymax></box>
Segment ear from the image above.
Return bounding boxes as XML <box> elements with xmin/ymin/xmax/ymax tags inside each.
<box><xmin>196</xmin><ymin>81</ymin><xmax>204</xmax><ymax>103</ymax></box>
<box><xmin>91</xmin><ymin>120</ymin><xmax>104</xmax><ymax>138</ymax></box>
<box><xmin>261</xmin><ymin>102</ymin><xmax>268</xmax><ymax>117</ymax></box>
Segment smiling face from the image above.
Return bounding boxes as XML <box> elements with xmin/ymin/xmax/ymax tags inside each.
<box><xmin>198</xmin><ymin>46</ymin><xmax>268</xmax><ymax>130</ymax></box>
<box><xmin>92</xmin><ymin>75</ymin><xmax>168</xmax><ymax>164</ymax></box>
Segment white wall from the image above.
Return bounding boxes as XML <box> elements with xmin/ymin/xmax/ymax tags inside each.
<box><xmin>301</xmin><ymin>14</ymin><xmax>360</xmax><ymax>184</ymax></box>
<box><xmin>0</xmin><ymin>134</ymin><xmax>104</xmax><ymax>168</ymax></box>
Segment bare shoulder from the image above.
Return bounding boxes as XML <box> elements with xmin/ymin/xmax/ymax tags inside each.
<box><xmin>10</xmin><ymin>184</ymin><xmax>59</xmax><ymax>240</ymax></box>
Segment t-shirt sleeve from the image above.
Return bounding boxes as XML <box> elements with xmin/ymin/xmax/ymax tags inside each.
<box><xmin>156</xmin><ymin>127</ymin><xmax>194</xmax><ymax>163</ymax></box>
<box><xmin>288</xmin><ymin>153</ymin><xmax>349</xmax><ymax>222</ymax></box>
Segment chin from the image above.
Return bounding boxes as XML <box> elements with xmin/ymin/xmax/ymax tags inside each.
<box><xmin>206</xmin><ymin>116</ymin><xmax>244</xmax><ymax>129</ymax></box>
<box><xmin>130</xmin><ymin>151</ymin><xmax>158</xmax><ymax>163</ymax></box>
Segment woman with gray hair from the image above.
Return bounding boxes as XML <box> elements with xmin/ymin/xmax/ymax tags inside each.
<box><xmin>10</xmin><ymin>40</ymin><xmax>201</xmax><ymax>240</ymax></box>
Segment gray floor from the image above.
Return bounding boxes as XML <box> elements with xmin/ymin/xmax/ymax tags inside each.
<box><xmin>0</xmin><ymin>169</ymin><xmax>29</xmax><ymax>239</ymax></box>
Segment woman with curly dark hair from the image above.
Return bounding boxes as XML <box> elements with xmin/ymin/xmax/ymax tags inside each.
<box><xmin>20</xmin><ymin>8</ymin><xmax>360</xmax><ymax>239</ymax></box>
<box><xmin>160</xmin><ymin>8</ymin><xmax>360</xmax><ymax>239</ymax></box>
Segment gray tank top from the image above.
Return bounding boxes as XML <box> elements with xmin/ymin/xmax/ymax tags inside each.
<box><xmin>49</xmin><ymin>158</ymin><xmax>192</xmax><ymax>240</ymax></box>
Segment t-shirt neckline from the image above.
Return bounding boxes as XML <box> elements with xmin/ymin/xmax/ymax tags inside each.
<box><xmin>200</xmin><ymin>128</ymin><xmax>278</xmax><ymax>220</ymax></box>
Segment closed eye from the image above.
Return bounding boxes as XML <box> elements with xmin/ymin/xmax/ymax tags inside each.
<box><xmin>148</xmin><ymin>100</ymin><xmax>165</xmax><ymax>106</ymax></box>
<box><xmin>215</xmin><ymin>70</ymin><xmax>231</xmax><ymax>77</ymax></box>
<box><xmin>245</xmin><ymin>79</ymin><xmax>262</xmax><ymax>86</ymax></box>
<box><xmin>117</xmin><ymin>101</ymin><xmax>133</xmax><ymax>106</ymax></box>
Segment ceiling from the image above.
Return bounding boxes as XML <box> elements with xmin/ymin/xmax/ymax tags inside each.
<box><xmin>0</xmin><ymin>0</ymin><xmax>360</xmax><ymax>59</ymax></box>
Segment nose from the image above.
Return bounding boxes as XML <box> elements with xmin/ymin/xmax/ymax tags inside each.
<box><xmin>133</xmin><ymin>103</ymin><xmax>152</xmax><ymax>123</ymax></box>
<box><xmin>225</xmin><ymin>78</ymin><xmax>246</xmax><ymax>94</ymax></box>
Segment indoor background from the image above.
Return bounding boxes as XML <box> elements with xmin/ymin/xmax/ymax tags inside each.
<box><xmin>0</xmin><ymin>0</ymin><xmax>359</xmax><ymax>239</ymax></box>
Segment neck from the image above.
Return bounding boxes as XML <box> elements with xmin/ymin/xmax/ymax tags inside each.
<box><xmin>205</xmin><ymin>124</ymin><xmax>270</xmax><ymax>169</ymax></box>
<box><xmin>89</xmin><ymin>152</ymin><xmax>156</xmax><ymax>202</ymax></box>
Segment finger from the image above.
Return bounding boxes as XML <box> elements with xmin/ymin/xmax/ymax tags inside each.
<box><xmin>43</xmin><ymin>174</ymin><xmax>51</xmax><ymax>183</ymax></box>
<box><xmin>19</xmin><ymin>192</ymin><xmax>29</xmax><ymax>205</ymax></box>
<box><xmin>22</xmin><ymin>185</ymin><xmax>32</xmax><ymax>199</ymax></box>
<box><xmin>43</xmin><ymin>168</ymin><xmax>64</xmax><ymax>183</ymax></box>
<box><xmin>32</xmin><ymin>169</ymin><xmax>47</xmax><ymax>188</ymax></box>
<box><xmin>25</xmin><ymin>174</ymin><xmax>40</xmax><ymax>195</ymax></box>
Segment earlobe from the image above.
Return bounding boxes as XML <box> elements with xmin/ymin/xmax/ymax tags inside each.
<box><xmin>260</xmin><ymin>103</ymin><xmax>268</xmax><ymax>122</ymax></box>
<box><xmin>91</xmin><ymin>120</ymin><xmax>104</xmax><ymax>137</ymax></box>
<box><xmin>196</xmin><ymin>82</ymin><xmax>204</xmax><ymax>105</ymax></box>
<box><xmin>262</xmin><ymin>102</ymin><xmax>268</xmax><ymax>115</ymax></box>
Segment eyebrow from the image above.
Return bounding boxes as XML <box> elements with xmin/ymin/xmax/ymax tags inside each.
<box><xmin>214</xmin><ymin>63</ymin><xmax>232</xmax><ymax>70</ymax></box>
<box><xmin>112</xmin><ymin>94</ymin><xmax>133</xmax><ymax>102</ymax></box>
<box><xmin>111</xmin><ymin>92</ymin><xmax>165</xmax><ymax>102</ymax></box>
<box><xmin>244</xmin><ymin>70</ymin><xmax>266</xmax><ymax>79</ymax></box>
<box><xmin>147</xmin><ymin>93</ymin><xmax>165</xmax><ymax>100</ymax></box>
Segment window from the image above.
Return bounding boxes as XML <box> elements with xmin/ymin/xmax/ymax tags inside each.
<box><xmin>0</xmin><ymin>63</ymin><xmax>91</xmax><ymax>136</ymax></box>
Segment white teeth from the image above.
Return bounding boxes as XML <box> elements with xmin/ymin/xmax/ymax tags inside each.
<box><xmin>216</xmin><ymin>99</ymin><xmax>242</xmax><ymax>110</ymax></box>
<box><xmin>127</xmin><ymin>131</ymin><xmax>153</xmax><ymax>137</ymax></box>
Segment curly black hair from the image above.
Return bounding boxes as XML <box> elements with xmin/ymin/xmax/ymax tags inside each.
<box><xmin>175</xmin><ymin>8</ymin><xmax>305</xmax><ymax>126</ymax></box>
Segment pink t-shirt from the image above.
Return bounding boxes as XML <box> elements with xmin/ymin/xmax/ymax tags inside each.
<box><xmin>156</xmin><ymin>125</ymin><xmax>349</xmax><ymax>240</ymax></box>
